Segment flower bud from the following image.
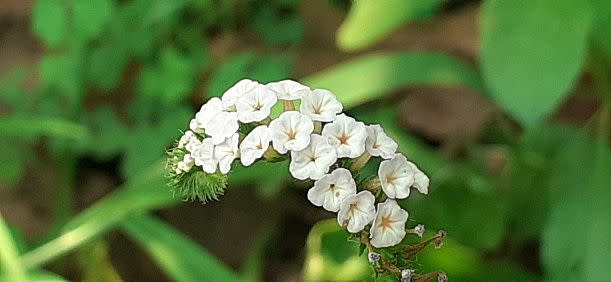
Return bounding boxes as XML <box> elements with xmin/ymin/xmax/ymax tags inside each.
<box><xmin>367</xmin><ymin>252</ymin><xmax>381</xmax><ymax>264</ymax></box>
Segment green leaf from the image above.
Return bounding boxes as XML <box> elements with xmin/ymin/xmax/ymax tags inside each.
<box><xmin>541</xmin><ymin>131</ymin><xmax>611</xmax><ymax>281</ymax></box>
<box><xmin>0</xmin><ymin>212</ymin><xmax>27</xmax><ymax>281</ymax></box>
<box><xmin>337</xmin><ymin>0</ymin><xmax>444</xmax><ymax>51</ymax></box>
<box><xmin>0</xmin><ymin>115</ymin><xmax>89</xmax><ymax>143</ymax></box>
<box><xmin>121</xmin><ymin>107</ymin><xmax>191</xmax><ymax>178</ymax></box>
<box><xmin>208</xmin><ymin>53</ymin><xmax>293</xmax><ymax>97</ymax></box>
<box><xmin>253</xmin><ymin>4</ymin><xmax>304</xmax><ymax>45</ymax></box>
<box><xmin>87</xmin><ymin>44</ymin><xmax>129</xmax><ymax>90</ymax></box>
<box><xmin>121</xmin><ymin>214</ymin><xmax>239</xmax><ymax>282</ymax></box>
<box><xmin>32</xmin><ymin>0</ymin><xmax>67</xmax><ymax>48</ymax></box>
<box><xmin>20</xmin><ymin>161</ymin><xmax>178</xmax><ymax>269</ymax></box>
<box><xmin>480</xmin><ymin>0</ymin><xmax>592</xmax><ymax>127</ymax></box>
<box><xmin>72</xmin><ymin>0</ymin><xmax>114</xmax><ymax>41</ymax></box>
<box><xmin>87</xmin><ymin>106</ymin><xmax>129</xmax><ymax>160</ymax></box>
<box><xmin>590</xmin><ymin>0</ymin><xmax>611</xmax><ymax>57</ymax></box>
<box><xmin>303</xmin><ymin>52</ymin><xmax>484</xmax><ymax>109</ymax></box>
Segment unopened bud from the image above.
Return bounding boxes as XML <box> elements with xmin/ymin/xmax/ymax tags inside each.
<box><xmin>401</xmin><ymin>269</ymin><xmax>414</xmax><ymax>282</ymax></box>
<box><xmin>368</xmin><ymin>252</ymin><xmax>381</xmax><ymax>264</ymax></box>
<box><xmin>408</xmin><ymin>224</ymin><xmax>425</xmax><ymax>237</ymax></box>
<box><xmin>434</xmin><ymin>230</ymin><xmax>447</xmax><ymax>249</ymax></box>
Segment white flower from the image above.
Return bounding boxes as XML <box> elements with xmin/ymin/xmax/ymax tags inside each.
<box><xmin>194</xmin><ymin>97</ymin><xmax>223</xmax><ymax>130</ymax></box>
<box><xmin>378</xmin><ymin>154</ymin><xmax>416</xmax><ymax>199</ymax></box>
<box><xmin>370</xmin><ymin>199</ymin><xmax>408</xmax><ymax>248</ymax></box>
<box><xmin>178</xmin><ymin>131</ymin><xmax>198</xmax><ymax>149</ymax></box>
<box><xmin>176</xmin><ymin>154</ymin><xmax>195</xmax><ymax>173</ymax></box>
<box><xmin>289</xmin><ymin>134</ymin><xmax>337</xmax><ymax>180</ymax></box>
<box><xmin>214</xmin><ymin>133</ymin><xmax>240</xmax><ymax>174</ymax></box>
<box><xmin>307</xmin><ymin>168</ymin><xmax>357</xmax><ymax>212</ymax></box>
<box><xmin>221</xmin><ymin>79</ymin><xmax>261</xmax><ymax>110</ymax></box>
<box><xmin>190</xmin><ymin>138</ymin><xmax>217</xmax><ymax>173</ymax></box>
<box><xmin>321</xmin><ymin>114</ymin><xmax>367</xmax><ymax>158</ymax></box>
<box><xmin>407</xmin><ymin>162</ymin><xmax>429</xmax><ymax>195</ymax></box>
<box><xmin>189</xmin><ymin>118</ymin><xmax>204</xmax><ymax>134</ymax></box>
<box><xmin>299</xmin><ymin>89</ymin><xmax>343</xmax><ymax>122</ymax></box>
<box><xmin>239</xmin><ymin>125</ymin><xmax>271</xmax><ymax>166</ymax></box>
<box><xmin>337</xmin><ymin>191</ymin><xmax>376</xmax><ymax>233</ymax></box>
<box><xmin>365</xmin><ymin>125</ymin><xmax>398</xmax><ymax>159</ymax></box>
<box><xmin>267</xmin><ymin>80</ymin><xmax>311</xmax><ymax>100</ymax></box>
<box><xmin>269</xmin><ymin>111</ymin><xmax>314</xmax><ymax>154</ymax></box>
<box><xmin>205</xmin><ymin>111</ymin><xmax>239</xmax><ymax>145</ymax></box>
<box><xmin>235</xmin><ymin>85</ymin><xmax>277</xmax><ymax>123</ymax></box>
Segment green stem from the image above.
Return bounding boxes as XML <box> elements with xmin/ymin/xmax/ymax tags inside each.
<box><xmin>0</xmin><ymin>212</ymin><xmax>27</xmax><ymax>281</ymax></box>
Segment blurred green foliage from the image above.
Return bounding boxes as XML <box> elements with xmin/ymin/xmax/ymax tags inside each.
<box><xmin>0</xmin><ymin>0</ymin><xmax>609</xmax><ymax>281</ymax></box>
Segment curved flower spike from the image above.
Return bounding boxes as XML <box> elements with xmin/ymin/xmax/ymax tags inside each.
<box><xmin>267</xmin><ymin>80</ymin><xmax>311</xmax><ymax>100</ymax></box>
<box><xmin>337</xmin><ymin>190</ymin><xmax>376</xmax><ymax>233</ymax></box>
<box><xmin>221</xmin><ymin>79</ymin><xmax>261</xmax><ymax>110</ymax></box>
<box><xmin>378</xmin><ymin>154</ymin><xmax>416</xmax><ymax>199</ymax></box>
<box><xmin>240</xmin><ymin>125</ymin><xmax>271</xmax><ymax>166</ymax></box>
<box><xmin>205</xmin><ymin>111</ymin><xmax>239</xmax><ymax>145</ymax></box>
<box><xmin>190</xmin><ymin>138</ymin><xmax>217</xmax><ymax>173</ymax></box>
<box><xmin>300</xmin><ymin>89</ymin><xmax>343</xmax><ymax>122</ymax></box>
<box><xmin>214</xmin><ymin>133</ymin><xmax>240</xmax><ymax>174</ymax></box>
<box><xmin>289</xmin><ymin>134</ymin><xmax>337</xmax><ymax>180</ymax></box>
<box><xmin>269</xmin><ymin>111</ymin><xmax>314</xmax><ymax>154</ymax></box>
<box><xmin>307</xmin><ymin>168</ymin><xmax>357</xmax><ymax>212</ymax></box>
<box><xmin>370</xmin><ymin>199</ymin><xmax>408</xmax><ymax>248</ymax></box>
<box><xmin>365</xmin><ymin>124</ymin><xmax>398</xmax><ymax>159</ymax></box>
<box><xmin>321</xmin><ymin>114</ymin><xmax>367</xmax><ymax>158</ymax></box>
<box><xmin>235</xmin><ymin>85</ymin><xmax>278</xmax><ymax>123</ymax></box>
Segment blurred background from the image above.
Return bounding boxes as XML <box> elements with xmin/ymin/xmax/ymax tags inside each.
<box><xmin>0</xmin><ymin>0</ymin><xmax>609</xmax><ymax>281</ymax></box>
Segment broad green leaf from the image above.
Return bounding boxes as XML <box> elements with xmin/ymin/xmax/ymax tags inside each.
<box><xmin>337</xmin><ymin>0</ymin><xmax>444</xmax><ymax>51</ymax></box>
<box><xmin>20</xmin><ymin>161</ymin><xmax>178</xmax><ymax>269</ymax></box>
<box><xmin>303</xmin><ymin>219</ymin><xmax>370</xmax><ymax>281</ymax></box>
<box><xmin>506</xmin><ymin>126</ymin><xmax>578</xmax><ymax>240</ymax></box>
<box><xmin>590</xmin><ymin>0</ymin><xmax>611</xmax><ymax>57</ymax></box>
<box><xmin>32</xmin><ymin>0</ymin><xmax>67</xmax><ymax>48</ymax></box>
<box><xmin>72</xmin><ymin>0</ymin><xmax>114</xmax><ymax>40</ymax></box>
<box><xmin>87</xmin><ymin>44</ymin><xmax>129</xmax><ymax>90</ymax></box>
<box><xmin>541</xmin><ymin>131</ymin><xmax>611</xmax><ymax>281</ymax></box>
<box><xmin>0</xmin><ymin>271</ymin><xmax>68</xmax><ymax>282</ymax></box>
<box><xmin>208</xmin><ymin>53</ymin><xmax>293</xmax><ymax>97</ymax></box>
<box><xmin>121</xmin><ymin>214</ymin><xmax>239</xmax><ymax>282</ymax></box>
<box><xmin>0</xmin><ymin>212</ymin><xmax>27</xmax><ymax>281</ymax></box>
<box><xmin>121</xmin><ymin>107</ymin><xmax>191</xmax><ymax>178</ymax></box>
<box><xmin>480</xmin><ymin>0</ymin><xmax>592</xmax><ymax>127</ymax></box>
<box><xmin>303</xmin><ymin>52</ymin><xmax>484</xmax><ymax>108</ymax></box>
<box><xmin>87</xmin><ymin>107</ymin><xmax>129</xmax><ymax>160</ymax></box>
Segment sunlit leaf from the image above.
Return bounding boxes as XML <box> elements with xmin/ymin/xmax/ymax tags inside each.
<box><xmin>121</xmin><ymin>214</ymin><xmax>239</xmax><ymax>282</ymax></box>
<box><xmin>303</xmin><ymin>52</ymin><xmax>484</xmax><ymax>108</ymax></box>
<box><xmin>480</xmin><ymin>0</ymin><xmax>592</xmax><ymax>126</ymax></box>
<box><xmin>337</xmin><ymin>0</ymin><xmax>444</xmax><ymax>51</ymax></box>
<box><xmin>20</xmin><ymin>161</ymin><xmax>178</xmax><ymax>269</ymax></box>
<box><xmin>0</xmin><ymin>212</ymin><xmax>27</xmax><ymax>281</ymax></box>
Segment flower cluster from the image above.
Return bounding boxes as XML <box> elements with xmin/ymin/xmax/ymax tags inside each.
<box><xmin>167</xmin><ymin>79</ymin><xmax>446</xmax><ymax>280</ymax></box>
